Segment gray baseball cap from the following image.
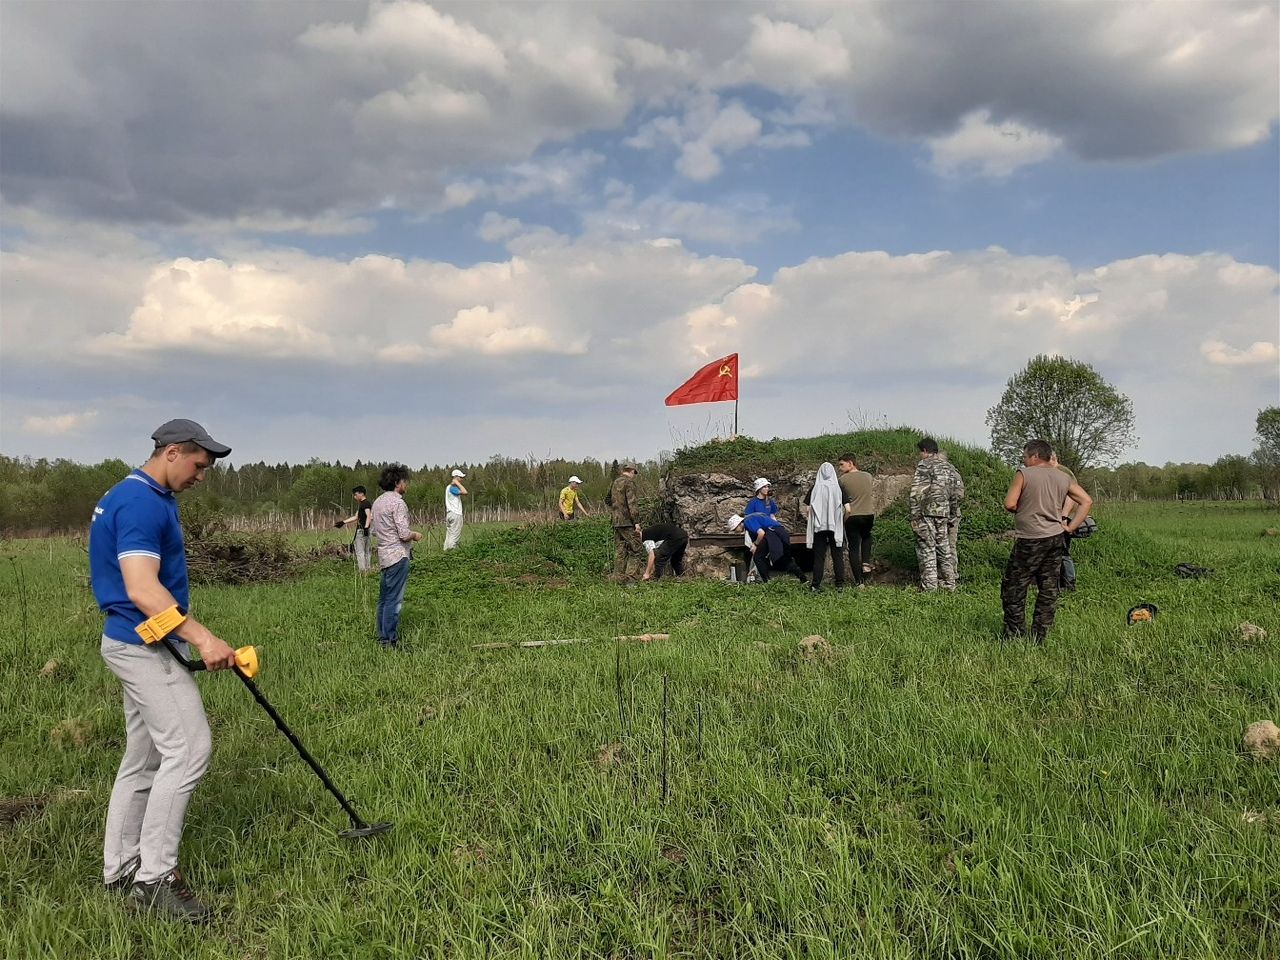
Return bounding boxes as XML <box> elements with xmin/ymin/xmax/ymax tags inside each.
<box><xmin>151</xmin><ymin>418</ymin><xmax>232</xmax><ymax>458</ymax></box>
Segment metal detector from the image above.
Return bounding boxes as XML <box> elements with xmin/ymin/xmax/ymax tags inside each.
<box><xmin>135</xmin><ymin>610</ymin><xmax>392</xmax><ymax>840</ymax></box>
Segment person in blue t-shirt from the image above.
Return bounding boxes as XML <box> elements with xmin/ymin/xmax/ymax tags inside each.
<box><xmin>727</xmin><ymin>511</ymin><xmax>807</xmax><ymax>584</ymax></box>
<box><xmin>89</xmin><ymin>419</ymin><xmax>236</xmax><ymax>922</ymax></box>
<box><xmin>743</xmin><ymin>477</ymin><xmax>779</xmax><ymax>519</ymax></box>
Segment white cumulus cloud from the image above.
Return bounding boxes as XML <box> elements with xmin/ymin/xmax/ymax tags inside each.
<box><xmin>1201</xmin><ymin>339</ymin><xmax>1280</xmax><ymax>367</ymax></box>
<box><xmin>926</xmin><ymin>109</ymin><xmax>1064</xmax><ymax>178</ymax></box>
<box><xmin>23</xmin><ymin>410</ymin><xmax>98</xmax><ymax>435</ymax></box>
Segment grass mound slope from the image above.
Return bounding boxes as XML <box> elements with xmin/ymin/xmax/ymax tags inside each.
<box><xmin>2</xmin><ymin>502</ymin><xmax>1277</xmax><ymax>958</ymax></box>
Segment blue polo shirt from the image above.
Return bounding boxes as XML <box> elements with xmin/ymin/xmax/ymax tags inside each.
<box><xmin>89</xmin><ymin>470</ymin><xmax>189</xmax><ymax>645</ymax></box>
<box><xmin>744</xmin><ymin>497</ymin><xmax>778</xmax><ymax>519</ymax></box>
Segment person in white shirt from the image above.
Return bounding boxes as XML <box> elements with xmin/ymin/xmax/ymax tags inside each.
<box><xmin>443</xmin><ymin>469</ymin><xmax>467</xmax><ymax>551</ymax></box>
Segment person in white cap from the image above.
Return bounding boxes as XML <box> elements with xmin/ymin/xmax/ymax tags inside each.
<box><xmin>443</xmin><ymin>469</ymin><xmax>468</xmax><ymax>550</ymax></box>
<box><xmin>559</xmin><ymin>476</ymin><xmax>590</xmax><ymax>521</ymax></box>
<box><xmin>744</xmin><ymin>477</ymin><xmax>779</xmax><ymax>521</ymax></box>
<box><xmin>727</xmin><ymin>511</ymin><xmax>807</xmax><ymax>584</ymax></box>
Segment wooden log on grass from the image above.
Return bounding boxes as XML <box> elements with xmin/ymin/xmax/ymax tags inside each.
<box><xmin>472</xmin><ymin>638</ymin><xmax>592</xmax><ymax>650</ymax></box>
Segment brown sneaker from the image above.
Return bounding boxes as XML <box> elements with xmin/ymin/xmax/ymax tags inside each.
<box><xmin>127</xmin><ymin>869</ymin><xmax>213</xmax><ymax>922</ymax></box>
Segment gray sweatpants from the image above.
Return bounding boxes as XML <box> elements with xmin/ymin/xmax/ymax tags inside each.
<box><xmin>444</xmin><ymin>512</ymin><xmax>463</xmax><ymax>551</ymax></box>
<box><xmin>353</xmin><ymin>530</ymin><xmax>371</xmax><ymax>572</ymax></box>
<box><xmin>100</xmin><ymin>637</ymin><xmax>212</xmax><ymax>885</ymax></box>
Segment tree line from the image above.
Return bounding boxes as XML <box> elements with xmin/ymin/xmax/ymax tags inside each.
<box><xmin>0</xmin><ymin>454</ymin><xmax>656</xmax><ymax>535</ymax></box>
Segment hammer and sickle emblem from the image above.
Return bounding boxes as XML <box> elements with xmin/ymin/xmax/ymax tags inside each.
<box><xmin>718</xmin><ymin>364</ymin><xmax>732</xmax><ymax>377</ymax></box>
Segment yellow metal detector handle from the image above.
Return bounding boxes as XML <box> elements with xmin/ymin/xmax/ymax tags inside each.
<box><xmin>135</xmin><ymin>605</ymin><xmax>259</xmax><ymax>678</ymax></box>
<box><xmin>233</xmin><ymin>646</ymin><xmax>259</xmax><ymax>679</ymax></box>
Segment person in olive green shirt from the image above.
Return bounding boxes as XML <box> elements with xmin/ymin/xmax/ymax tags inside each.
<box><xmin>607</xmin><ymin>464</ymin><xmax>642</xmax><ymax>578</ymax></box>
<box><xmin>837</xmin><ymin>454</ymin><xmax>875</xmax><ymax>586</ymax></box>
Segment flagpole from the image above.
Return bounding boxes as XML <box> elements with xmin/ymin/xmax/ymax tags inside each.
<box><xmin>733</xmin><ymin>396</ymin><xmax>738</xmax><ymax>438</ymax></box>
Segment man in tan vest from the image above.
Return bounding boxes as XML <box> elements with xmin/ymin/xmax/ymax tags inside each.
<box><xmin>1001</xmin><ymin>439</ymin><xmax>1092</xmax><ymax>644</ymax></box>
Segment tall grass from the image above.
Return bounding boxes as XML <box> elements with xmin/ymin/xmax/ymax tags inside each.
<box><xmin>1</xmin><ymin>501</ymin><xmax>1276</xmax><ymax>959</ymax></box>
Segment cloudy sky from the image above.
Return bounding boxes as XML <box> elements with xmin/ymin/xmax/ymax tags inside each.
<box><xmin>1</xmin><ymin>0</ymin><xmax>1276</xmax><ymax>469</ymax></box>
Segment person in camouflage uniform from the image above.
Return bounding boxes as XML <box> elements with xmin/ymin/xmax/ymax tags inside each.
<box><xmin>938</xmin><ymin>451</ymin><xmax>965</xmax><ymax>577</ymax></box>
<box><xmin>607</xmin><ymin>464</ymin><xmax>643</xmax><ymax>578</ymax></box>
<box><xmin>909</xmin><ymin>437</ymin><xmax>957</xmax><ymax>591</ymax></box>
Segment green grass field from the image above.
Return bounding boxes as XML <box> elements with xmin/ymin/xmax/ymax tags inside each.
<box><xmin>2</xmin><ymin>501</ymin><xmax>1278</xmax><ymax>959</ymax></box>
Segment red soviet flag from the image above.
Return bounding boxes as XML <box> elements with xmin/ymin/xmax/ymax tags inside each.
<box><xmin>665</xmin><ymin>353</ymin><xmax>738</xmax><ymax>406</ymax></box>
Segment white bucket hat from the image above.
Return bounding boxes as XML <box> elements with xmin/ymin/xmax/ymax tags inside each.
<box><xmin>752</xmin><ymin>477</ymin><xmax>771</xmax><ymax>493</ymax></box>
<box><xmin>451</xmin><ymin>469</ymin><xmax>466</xmax><ymax>478</ymax></box>
<box><xmin>568</xmin><ymin>475</ymin><xmax>582</xmax><ymax>484</ymax></box>
<box><xmin>726</xmin><ymin>514</ymin><xmax>744</xmax><ymax>531</ymax></box>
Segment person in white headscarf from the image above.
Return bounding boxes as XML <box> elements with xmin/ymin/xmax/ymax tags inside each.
<box><xmin>803</xmin><ymin>462</ymin><xmax>848</xmax><ymax>592</ymax></box>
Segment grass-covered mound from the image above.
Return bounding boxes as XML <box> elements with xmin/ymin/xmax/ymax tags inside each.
<box><xmin>666</xmin><ymin>427</ymin><xmax>1016</xmax><ymax>574</ymax></box>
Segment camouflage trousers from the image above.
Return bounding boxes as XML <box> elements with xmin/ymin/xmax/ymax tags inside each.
<box><xmin>612</xmin><ymin>526</ymin><xmax>643</xmax><ymax>575</ymax></box>
<box><xmin>1001</xmin><ymin>534</ymin><xmax>1066</xmax><ymax>641</ymax></box>
<box><xmin>912</xmin><ymin>516</ymin><xmax>956</xmax><ymax>590</ymax></box>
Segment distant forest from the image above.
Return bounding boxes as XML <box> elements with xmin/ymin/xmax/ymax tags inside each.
<box><xmin>0</xmin><ymin>450</ymin><xmax>1274</xmax><ymax>536</ymax></box>
<box><xmin>0</xmin><ymin>454</ymin><xmax>655</xmax><ymax>535</ymax></box>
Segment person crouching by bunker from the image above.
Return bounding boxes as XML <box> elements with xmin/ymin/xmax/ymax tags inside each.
<box><xmin>728</xmin><ymin>512</ymin><xmax>808</xmax><ymax>584</ymax></box>
<box><xmin>89</xmin><ymin>419</ymin><xmax>238</xmax><ymax>922</ymax></box>
<box><xmin>640</xmin><ymin>521</ymin><xmax>689</xmax><ymax>580</ymax></box>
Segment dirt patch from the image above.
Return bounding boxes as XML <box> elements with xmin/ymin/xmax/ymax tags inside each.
<box><xmin>1240</xmin><ymin>622</ymin><xmax>1268</xmax><ymax>641</ymax></box>
<box><xmin>49</xmin><ymin>718</ymin><xmax>92</xmax><ymax>749</ymax></box>
<box><xmin>1243</xmin><ymin>720</ymin><xmax>1280</xmax><ymax>761</ymax></box>
<box><xmin>1262</xmin><ymin>528</ymin><xmax>1279</xmax><ymax>537</ymax></box>
<box><xmin>451</xmin><ymin>843</ymin><xmax>489</xmax><ymax>867</ymax></box>
<box><xmin>798</xmin><ymin>635</ymin><xmax>834</xmax><ymax>662</ymax></box>
<box><xmin>0</xmin><ymin>795</ymin><xmax>51</xmax><ymax>825</ymax></box>
<box><xmin>661</xmin><ymin>846</ymin><xmax>687</xmax><ymax>864</ymax></box>
<box><xmin>1</xmin><ymin>788</ymin><xmax>88</xmax><ymax>826</ymax></box>
<box><xmin>869</xmin><ymin>566</ymin><xmax>919</xmax><ymax>587</ymax></box>
<box><xmin>38</xmin><ymin>659</ymin><xmax>61</xmax><ymax>678</ymax></box>
<box><xmin>511</xmin><ymin>573</ymin><xmax>569</xmax><ymax>588</ymax></box>
<box><xmin>595</xmin><ymin>743</ymin><xmax>625</xmax><ymax>768</ymax></box>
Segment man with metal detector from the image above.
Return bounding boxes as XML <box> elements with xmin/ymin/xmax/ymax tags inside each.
<box><xmin>89</xmin><ymin>419</ymin><xmax>238</xmax><ymax>921</ymax></box>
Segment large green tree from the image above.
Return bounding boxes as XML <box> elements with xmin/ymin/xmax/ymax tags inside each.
<box><xmin>986</xmin><ymin>355</ymin><xmax>1137</xmax><ymax>473</ymax></box>
<box><xmin>1254</xmin><ymin>406</ymin><xmax>1280</xmax><ymax>499</ymax></box>
<box><xmin>1254</xmin><ymin>406</ymin><xmax>1280</xmax><ymax>463</ymax></box>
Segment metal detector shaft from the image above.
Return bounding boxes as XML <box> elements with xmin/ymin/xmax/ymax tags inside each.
<box><xmin>160</xmin><ymin>638</ymin><xmax>373</xmax><ymax>832</ymax></box>
<box><xmin>231</xmin><ymin>669</ymin><xmax>372</xmax><ymax>830</ymax></box>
